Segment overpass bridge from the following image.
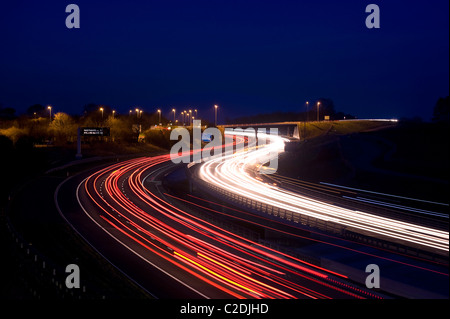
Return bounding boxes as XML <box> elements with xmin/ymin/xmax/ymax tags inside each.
<box><xmin>219</xmin><ymin>122</ymin><xmax>301</xmax><ymax>139</ymax></box>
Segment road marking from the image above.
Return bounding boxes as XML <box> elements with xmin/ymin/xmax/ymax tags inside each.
<box><xmin>54</xmin><ymin>175</ymin><xmax>156</xmax><ymax>299</ymax></box>
<box><xmin>343</xmin><ymin>196</ymin><xmax>448</xmax><ymax>218</ymax></box>
<box><xmin>320</xmin><ymin>182</ymin><xmax>449</xmax><ymax>206</ymax></box>
<box><xmin>75</xmin><ymin>176</ymin><xmax>210</xmax><ymax>299</ymax></box>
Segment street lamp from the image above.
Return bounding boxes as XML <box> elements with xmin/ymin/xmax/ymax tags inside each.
<box><xmin>129</xmin><ymin>110</ymin><xmax>132</xmax><ymax>116</ymax></box>
<box><xmin>172</xmin><ymin>109</ymin><xmax>176</xmax><ymax>123</ymax></box>
<box><xmin>214</xmin><ymin>104</ymin><xmax>218</xmax><ymax>126</ymax></box>
<box><xmin>112</xmin><ymin>110</ymin><xmax>116</xmax><ymax>118</ymax></box>
<box><xmin>136</xmin><ymin>108</ymin><xmax>139</xmax><ymax>118</ymax></box>
<box><xmin>305</xmin><ymin>101</ymin><xmax>309</xmax><ymax>122</ymax></box>
<box><xmin>157</xmin><ymin>109</ymin><xmax>161</xmax><ymax>125</ymax></box>
<box><xmin>47</xmin><ymin>106</ymin><xmax>52</xmax><ymax>121</ymax></box>
<box><xmin>317</xmin><ymin>101</ymin><xmax>321</xmax><ymax>122</ymax></box>
<box><xmin>195</xmin><ymin>109</ymin><xmax>197</xmax><ymax>118</ymax></box>
<box><xmin>304</xmin><ymin>101</ymin><xmax>309</xmax><ymax>140</ymax></box>
<box><xmin>100</xmin><ymin>107</ymin><xmax>104</xmax><ymax>119</ymax></box>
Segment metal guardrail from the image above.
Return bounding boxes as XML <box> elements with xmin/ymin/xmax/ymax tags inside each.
<box><xmin>2</xmin><ymin>173</ymin><xmax>133</xmax><ymax>299</ymax></box>
<box><xmin>2</xmin><ymin>213</ymin><xmax>91</xmax><ymax>299</ymax></box>
<box><xmin>191</xmin><ymin>169</ymin><xmax>346</xmax><ymax>235</ymax></box>
<box><xmin>265</xmin><ymin>176</ymin><xmax>448</xmax><ymax>232</ymax></box>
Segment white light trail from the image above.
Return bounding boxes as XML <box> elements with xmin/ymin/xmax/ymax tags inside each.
<box><xmin>199</xmin><ymin>132</ymin><xmax>449</xmax><ymax>253</ymax></box>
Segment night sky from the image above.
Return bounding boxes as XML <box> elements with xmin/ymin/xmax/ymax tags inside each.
<box><xmin>1</xmin><ymin>0</ymin><xmax>448</xmax><ymax>122</ymax></box>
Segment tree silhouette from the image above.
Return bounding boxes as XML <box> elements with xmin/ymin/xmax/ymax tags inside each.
<box><xmin>432</xmin><ymin>96</ymin><xmax>450</xmax><ymax>122</ymax></box>
<box><xmin>26</xmin><ymin>104</ymin><xmax>46</xmax><ymax>118</ymax></box>
<box><xmin>0</xmin><ymin>107</ymin><xmax>16</xmax><ymax>120</ymax></box>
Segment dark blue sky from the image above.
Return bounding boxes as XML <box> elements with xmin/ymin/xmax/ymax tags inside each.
<box><xmin>1</xmin><ymin>0</ymin><xmax>448</xmax><ymax>121</ymax></box>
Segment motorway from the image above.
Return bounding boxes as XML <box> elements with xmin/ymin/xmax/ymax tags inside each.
<box><xmin>56</xmin><ymin>131</ymin><xmax>448</xmax><ymax>298</ymax></box>
<box><xmin>198</xmin><ymin>131</ymin><xmax>448</xmax><ymax>256</ymax></box>
<box><xmin>58</xmin><ymin>154</ymin><xmax>385</xmax><ymax>299</ymax></box>
<box><xmin>56</xmin><ymin>133</ymin><xmax>388</xmax><ymax>298</ymax></box>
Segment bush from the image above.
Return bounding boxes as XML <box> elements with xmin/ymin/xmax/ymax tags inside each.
<box><xmin>0</xmin><ymin>126</ymin><xmax>29</xmax><ymax>143</ymax></box>
<box><xmin>143</xmin><ymin>129</ymin><xmax>172</xmax><ymax>149</ymax></box>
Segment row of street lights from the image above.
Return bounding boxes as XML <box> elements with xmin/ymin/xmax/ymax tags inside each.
<box><xmin>305</xmin><ymin>101</ymin><xmax>321</xmax><ymax>122</ymax></box>
<box><xmin>47</xmin><ymin>105</ymin><xmax>116</xmax><ymax>121</ymax></box>
<box><xmin>135</xmin><ymin>107</ymin><xmax>201</xmax><ymax>125</ymax></box>
<box><xmin>158</xmin><ymin>105</ymin><xmax>219</xmax><ymax>126</ymax></box>
<box><xmin>46</xmin><ymin>101</ymin><xmax>322</xmax><ymax>126</ymax></box>
<box><xmin>99</xmin><ymin>107</ymin><xmax>117</xmax><ymax>119</ymax></box>
<box><xmin>128</xmin><ymin>108</ymin><xmax>142</xmax><ymax>118</ymax></box>
<box><xmin>177</xmin><ymin>109</ymin><xmax>199</xmax><ymax>125</ymax></box>
<box><xmin>46</xmin><ymin>104</ymin><xmax>220</xmax><ymax>126</ymax></box>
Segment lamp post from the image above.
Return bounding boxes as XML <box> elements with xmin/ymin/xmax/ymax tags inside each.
<box><xmin>304</xmin><ymin>101</ymin><xmax>309</xmax><ymax>140</ymax></box>
<box><xmin>214</xmin><ymin>104</ymin><xmax>218</xmax><ymax>126</ymax></box>
<box><xmin>195</xmin><ymin>109</ymin><xmax>197</xmax><ymax>118</ymax></box>
<box><xmin>305</xmin><ymin>101</ymin><xmax>309</xmax><ymax>122</ymax></box>
<box><xmin>157</xmin><ymin>109</ymin><xmax>161</xmax><ymax>125</ymax></box>
<box><xmin>317</xmin><ymin>101</ymin><xmax>321</xmax><ymax>122</ymax></box>
<box><xmin>47</xmin><ymin>106</ymin><xmax>52</xmax><ymax>121</ymax></box>
<box><xmin>172</xmin><ymin>109</ymin><xmax>176</xmax><ymax>123</ymax></box>
<box><xmin>112</xmin><ymin>110</ymin><xmax>115</xmax><ymax>118</ymax></box>
<box><xmin>136</xmin><ymin>108</ymin><xmax>139</xmax><ymax>118</ymax></box>
<box><xmin>100</xmin><ymin>107</ymin><xmax>104</xmax><ymax>120</ymax></box>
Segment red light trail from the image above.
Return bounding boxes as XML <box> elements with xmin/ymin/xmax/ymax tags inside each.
<box><xmin>77</xmin><ymin>151</ymin><xmax>382</xmax><ymax>299</ymax></box>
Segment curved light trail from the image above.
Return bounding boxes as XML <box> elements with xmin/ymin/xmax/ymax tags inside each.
<box><xmin>76</xmin><ymin>140</ymin><xmax>381</xmax><ymax>298</ymax></box>
<box><xmin>199</xmin><ymin>131</ymin><xmax>449</xmax><ymax>254</ymax></box>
